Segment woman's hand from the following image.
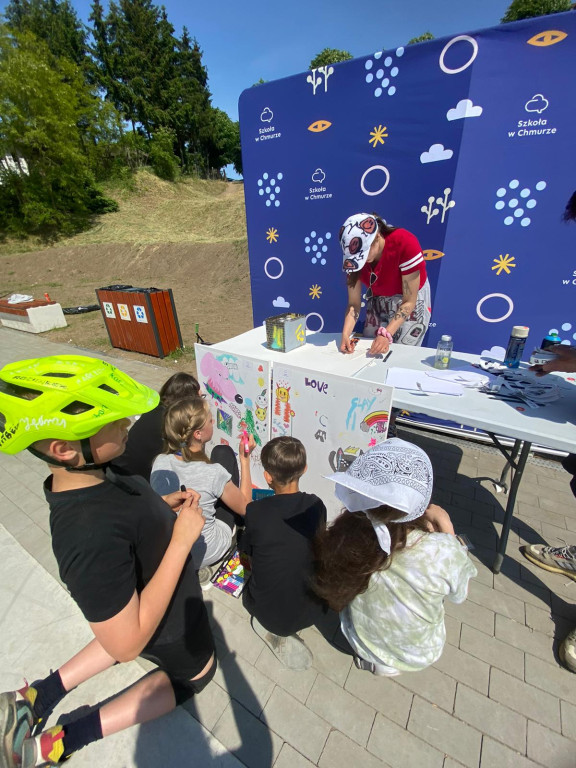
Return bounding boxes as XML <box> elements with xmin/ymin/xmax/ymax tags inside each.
<box><xmin>369</xmin><ymin>335</ymin><xmax>390</xmax><ymax>356</ymax></box>
<box><xmin>340</xmin><ymin>335</ymin><xmax>357</xmax><ymax>354</ymax></box>
<box><xmin>423</xmin><ymin>504</ymin><xmax>455</xmax><ymax>535</ymax></box>
<box><xmin>172</xmin><ymin>490</ymin><xmax>205</xmax><ymax>549</ymax></box>
<box><xmin>162</xmin><ymin>488</ymin><xmax>195</xmax><ymax>511</ymax></box>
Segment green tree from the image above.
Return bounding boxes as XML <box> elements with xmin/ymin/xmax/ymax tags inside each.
<box><xmin>407</xmin><ymin>32</ymin><xmax>435</xmax><ymax>44</ymax></box>
<box><xmin>0</xmin><ymin>26</ymin><xmax>116</xmax><ymax>236</ymax></box>
<box><xmin>4</xmin><ymin>0</ymin><xmax>87</xmax><ymax>67</ymax></box>
<box><xmin>309</xmin><ymin>48</ymin><xmax>353</xmax><ymax>69</ymax></box>
<box><xmin>501</xmin><ymin>0</ymin><xmax>572</xmax><ymax>22</ymax></box>
<box><xmin>200</xmin><ymin>108</ymin><xmax>241</xmax><ymax>177</ymax></box>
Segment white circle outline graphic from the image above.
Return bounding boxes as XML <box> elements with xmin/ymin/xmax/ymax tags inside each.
<box><xmin>360</xmin><ymin>165</ymin><xmax>391</xmax><ymax>197</ymax></box>
<box><xmin>306</xmin><ymin>312</ymin><xmax>324</xmax><ymax>333</ymax></box>
<box><xmin>476</xmin><ymin>293</ymin><xmax>514</xmax><ymax>323</ymax></box>
<box><xmin>264</xmin><ymin>257</ymin><xmax>284</xmax><ymax>280</ymax></box>
<box><xmin>439</xmin><ymin>35</ymin><xmax>479</xmax><ymax>75</ymax></box>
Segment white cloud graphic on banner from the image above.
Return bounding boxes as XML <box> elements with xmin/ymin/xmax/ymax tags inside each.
<box><xmin>260</xmin><ymin>107</ymin><xmax>273</xmax><ymax>122</ymax></box>
<box><xmin>525</xmin><ymin>94</ymin><xmax>548</xmax><ymax>114</ymax></box>
<box><xmin>311</xmin><ymin>168</ymin><xmax>326</xmax><ymax>184</ymax></box>
<box><xmin>447</xmin><ymin>99</ymin><xmax>483</xmax><ymax>121</ymax></box>
<box><xmin>273</xmin><ymin>296</ymin><xmax>290</xmax><ymax>308</ymax></box>
<box><xmin>420</xmin><ymin>144</ymin><xmax>453</xmax><ymax>163</ymax></box>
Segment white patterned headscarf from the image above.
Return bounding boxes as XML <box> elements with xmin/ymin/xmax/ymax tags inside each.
<box><xmin>325</xmin><ymin>439</ymin><xmax>433</xmax><ymax>554</ymax></box>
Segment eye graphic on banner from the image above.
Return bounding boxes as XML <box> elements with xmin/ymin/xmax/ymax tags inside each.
<box><xmin>118</xmin><ymin>304</ymin><xmax>130</xmax><ymax>321</ymax></box>
<box><xmin>527</xmin><ymin>30</ymin><xmax>567</xmax><ymax>47</ymax></box>
<box><xmin>494</xmin><ymin>179</ymin><xmax>546</xmax><ymax>227</ymax></box>
<box><xmin>305</xmin><ymin>231</ymin><xmax>331</xmax><ymax>265</ymax></box>
<box><xmin>103</xmin><ymin>302</ymin><xmax>115</xmax><ymax>318</ymax></box>
<box><xmin>422</xmin><ymin>250</ymin><xmax>445</xmax><ymax>261</ymax></box>
<box><xmin>307</xmin><ymin>66</ymin><xmax>334</xmax><ymax>95</ymax></box>
<box><xmin>420</xmin><ymin>144</ymin><xmax>453</xmax><ymax>163</ymax></box>
<box><xmin>439</xmin><ymin>35</ymin><xmax>478</xmax><ymax>74</ymax></box>
<box><xmin>364</xmin><ymin>48</ymin><xmax>404</xmax><ymax>97</ymax></box>
<box><xmin>134</xmin><ymin>305</ymin><xmax>148</xmax><ymax>323</ymax></box>
<box><xmin>309</xmin><ymin>284</ymin><xmax>322</xmax><ymax>299</ymax></box>
<box><xmin>308</xmin><ymin>120</ymin><xmax>331</xmax><ymax>132</ymax></box>
<box><xmin>492</xmin><ymin>254</ymin><xmax>516</xmax><ymax>276</ymax></box>
<box><xmin>266</xmin><ymin>227</ymin><xmax>279</xmax><ymax>243</ymax></box>
<box><xmin>446</xmin><ymin>99</ymin><xmax>483</xmax><ymax>120</ymax></box>
<box><xmin>476</xmin><ymin>293</ymin><xmax>514</xmax><ymax>323</ymax></box>
<box><xmin>306</xmin><ymin>312</ymin><xmax>324</xmax><ymax>332</ymax></box>
<box><xmin>525</xmin><ymin>94</ymin><xmax>549</xmax><ymax>114</ymax></box>
<box><xmin>369</xmin><ymin>125</ymin><xmax>388</xmax><ymax>147</ymax></box>
<box><xmin>360</xmin><ymin>165</ymin><xmax>390</xmax><ymax>196</ymax></box>
<box><xmin>272</xmin><ymin>296</ymin><xmax>290</xmax><ymax>308</ymax></box>
<box><xmin>421</xmin><ymin>188</ymin><xmax>456</xmax><ymax>224</ymax></box>
<box><xmin>264</xmin><ymin>257</ymin><xmax>284</xmax><ymax>279</ymax></box>
<box><xmin>257</xmin><ymin>172</ymin><xmax>283</xmax><ymax>207</ymax></box>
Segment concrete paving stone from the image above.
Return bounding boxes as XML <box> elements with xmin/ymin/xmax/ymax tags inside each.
<box><xmin>455</xmin><ymin>683</ymin><xmax>527</xmax><ymax>754</ymax></box>
<box><xmin>367</xmin><ymin>711</ymin><xmax>444</xmax><ymax>768</ymax></box>
<box><xmin>207</xmin><ymin>582</ymin><xmax>251</xmax><ymax>620</ymax></box>
<box><xmin>395</xmin><ymin>664</ymin><xmax>456</xmax><ymax>712</ymax></box>
<box><xmin>489</xmin><ymin>668</ymin><xmax>561</xmax><ymax>732</ymax></box>
<box><xmin>24</xmin><ymin>500</ymin><xmax>51</xmax><ymax>534</ymax></box>
<box><xmin>560</xmin><ymin>700</ymin><xmax>576</xmax><ymax>741</ymax></box>
<box><xmin>14</xmin><ymin>520</ymin><xmax>53</xmax><ymax>567</ymax></box>
<box><xmin>182</xmin><ymin>680</ymin><xmax>236</xmax><ymax>734</ymax></box>
<box><xmin>524</xmin><ymin>603</ymin><xmax>566</xmax><ymax>638</ymax></box>
<box><xmin>467</xmin><ymin>580</ymin><xmax>525</xmax><ymax>623</ymax></box>
<box><xmin>0</xmin><ymin>497</ymin><xmax>38</xmax><ymax>537</ymax></box>
<box><xmin>480</xmin><ymin>736</ymin><xmax>543</xmax><ymax>768</ymax></box>
<box><xmin>495</xmin><ymin>615</ymin><xmax>555</xmax><ymax>663</ymax></box>
<box><xmin>212</xmin><ymin>700</ymin><xmax>283</xmax><ymax>768</ymax></box>
<box><xmin>408</xmin><ymin>695</ymin><xmax>482</xmax><ymax>768</ymax></box>
<box><xmin>452</xmin><ymin>477</ymin><xmax>481</xmax><ymax>500</ymax></box>
<box><xmin>445</xmin><ymin>614</ymin><xmax>462</xmax><ymax>647</ymax></box>
<box><xmin>492</xmin><ymin>571</ymin><xmax>551</xmax><ymax>611</ymax></box>
<box><xmin>460</xmin><ymin>624</ymin><xmax>524</xmax><ymax>680</ymax></box>
<box><xmin>445</xmin><ymin>590</ymin><xmax>496</xmax><ymax>634</ymax></box>
<box><xmin>467</xmin><ymin>554</ymin><xmax>495</xmax><ymax>587</ymax></box>
<box><xmin>443</xmin><ymin>760</ymin><xmax>468</xmax><ymax>768</ymax></box>
<box><xmin>255</xmin><ymin>644</ymin><xmax>318</xmax><ymax>704</ymax></box>
<box><xmin>550</xmin><ymin>592</ymin><xmax>576</xmax><ymax>622</ymax></box>
<box><xmin>306</xmin><ymin>673</ymin><xmax>376</xmax><ymax>747</ymax></box>
<box><xmin>299</xmin><ymin>625</ymin><xmax>353</xmax><ymax>686</ymax></box>
<box><xmin>344</xmin><ymin>666</ymin><xmax>413</xmax><ymax>728</ymax></box>
<box><xmin>540</xmin><ymin>493</ymin><xmax>576</xmax><ymax>515</ymax></box>
<box><xmin>319</xmin><ymin>730</ymin><xmax>390</xmax><ymax>768</ymax></box>
<box><xmin>518</xmin><ymin>502</ymin><xmax>567</xmax><ymax>530</ymax></box>
<box><xmin>274</xmin><ymin>743</ymin><xmax>316</xmax><ymax>768</ymax></box>
<box><xmin>540</xmin><ymin>521</ymin><xmax>574</xmax><ymax>548</ymax></box>
<box><xmin>524</xmin><ymin>653</ymin><xmax>576</xmax><ymax>708</ymax></box>
<box><xmin>452</xmin><ymin>495</ymin><xmax>496</xmax><ymax>522</ymax></box>
<box><xmin>564</xmin><ymin>516</ymin><xmax>576</xmax><ymax>534</ymax></box>
<box><xmin>433</xmin><ymin>642</ymin><xmax>490</xmax><ymax>694</ymax></box>
<box><xmin>537</xmin><ymin>473</ymin><xmax>576</xmax><ymax>493</ymax></box>
<box><xmin>213</xmin><ymin>651</ymin><xmax>275</xmax><ymax>718</ymax></box>
<box><xmin>526</xmin><ymin>720</ymin><xmax>576</xmax><ymax>768</ymax></box>
<box><xmin>260</xmin><ymin>687</ymin><xmax>330</xmax><ymax>763</ymax></box>
<box><xmin>445</xmin><ymin>504</ymin><xmax>473</xmax><ymax>529</ymax></box>
<box><xmin>208</xmin><ymin>599</ymin><xmax>265</xmax><ymax>666</ymax></box>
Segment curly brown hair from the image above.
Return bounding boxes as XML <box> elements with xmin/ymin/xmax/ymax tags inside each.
<box><xmin>313</xmin><ymin>505</ymin><xmax>429</xmax><ymax>612</ymax></box>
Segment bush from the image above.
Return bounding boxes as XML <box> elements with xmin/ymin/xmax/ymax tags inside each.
<box><xmin>149</xmin><ymin>127</ymin><xmax>179</xmax><ymax>181</ymax></box>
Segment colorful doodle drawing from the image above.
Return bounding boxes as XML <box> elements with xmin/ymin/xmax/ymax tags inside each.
<box><xmin>217</xmin><ymin>408</ymin><xmax>233</xmax><ymax>436</ymax></box>
<box><xmin>242</xmin><ymin>408</ymin><xmax>262</xmax><ymax>446</ymax></box>
<box><xmin>361</xmin><ymin>410</ymin><xmax>390</xmax><ymax>433</ymax></box>
<box><xmin>217</xmin><ymin>354</ymin><xmax>244</xmax><ymax>385</ymax></box>
<box><xmin>200</xmin><ymin>352</ymin><xmax>237</xmax><ymax>402</ymax></box>
<box><xmin>328</xmin><ymin>446</ymin><xmax>364</xmax><ymax>472</ymax></box>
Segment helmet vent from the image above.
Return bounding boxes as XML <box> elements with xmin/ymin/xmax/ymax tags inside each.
<box><xmin>60</xmin><ymin>401</ymin><xmax>94</xmax><ymax>415</ymax></box>
<box><xmin>0</xmin><ymin>381</ymin><xmax>42</xmax><ymax>400</ymax></box>
<box><xmin>0</xmin><ymin>411</ymin><xmax>5</xmax><ymax>431</ymax></box>
<box><xmin>44</xmin><ymin>372</ymin><xmax>74</xmax><ymax>378</ymax></box>
<box><xmin>99</xmin><ymin>384</ymin><xmax>119</xmax><ymax>395</ymax></box>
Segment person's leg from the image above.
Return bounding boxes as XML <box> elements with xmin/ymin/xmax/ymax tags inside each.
<box><xmin>250</xmin><ymin>617</ymin><xmax>312</xmax><ymax>671</ymax></box>
<box><xmin>210</xmin><ymin>444</ymin><xmax>244</xmax><ymax>528</ymax></box>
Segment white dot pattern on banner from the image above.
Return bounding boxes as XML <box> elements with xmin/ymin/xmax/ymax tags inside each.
<box><xmin>549</xmin><ymin>328</ymin><xmax>559</xmax><ymax>334</ymax></box>
<box><xmin>391</xmin><ymin>67</ymin><xmax>399</xmax><ymax>77</ymax></box>
<box><xmin>504</xmin><ymin>216</ymin><xmax>513</xmax><ymax>225</ymax></box>
<box><xmin>496</xmin><ymin>188</ymin><xmax>506</xmax><ymax>197</ymax></box>
<box><xmin>366</xmin><ymin>73</ymin><xmax>374</xmax><ymax>82</ymax></box>
<box><xmin>305</xmin><ymin>231</ymin><xmax>331</xmax><ymax>265</ymax></box>
<box><xmin>535</xmin><ymin>181</ymin><xmax>546</xmax><ymax>191</ymax></box>
<box><xmin>495</xmin><ymin>201</ymin><xmax>505</xmax><ymax>210</ymax></box>
<box><xmin>365</xmin><ymin>50</ymin><xmax>401</xmax><ymax>97</ymax></box>
<box><xmin>376</xmin><ymin>68</ymin><xmax>384</xmax><ymax>78</ymax></box>
<box><xmin>365</xmin><ymin>60</ymin><xmax>373</xmax><ymax>70</ymax></box>
<box><xmin>396</xmin><ymin>47</ymin><xmax>404</xmax><ymax>57</ymax></box>
<box><xmin>521</xmin><ymin>188</ymin><xmax>530</xmax><ymax>198</ymax></box>
<box><xmin>494</xmin><ymin>178</ymin><xmax>546</xmax><ymax>227</ymax></box>
<box><xmin>257</xmin><ymin>171</ymin><xmax>283</xmax><ymax>207</ymax></box>
<box><xmin>508</xmin><ymin>199</ymin><xmax>518</xmax><ymax>208</ymax></box>
<box><xmin>509</xmin><ymin>179</ymin><xmax>519</xmax><ymax>189</ymax></box>
<box><xmin>514</xmin><ymin>209</ymin><xmax>523</xmax><ymax>218</ymax></box>
<box><xmin>562</xmin><ymin>323</ymin><xmax>572</xmax><ymax>330</ymax></box>
<box><xmin>521</xmin><ymin>218</ymin><xmax>530</xmax><ymax>226</ymax></box>
<box><xmin>526</xmin><ymin>199</ymin><xmax>536</xmax><ymax>208</ymax></box>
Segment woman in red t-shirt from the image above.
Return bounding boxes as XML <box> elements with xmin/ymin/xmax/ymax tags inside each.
<box><xmin>339</xmin><ymin>213</ymin><xmax>432</xmax><ymax>356</ymax></box>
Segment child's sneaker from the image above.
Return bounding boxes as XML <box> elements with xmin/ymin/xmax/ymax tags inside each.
<box><xmin>0</xmin><ymin>684</ymin><xmax>38</xmax><ymax>768</ymax></box>
<box><xmin>559</xmin><ymin>627</ymin><xmax>576</xmax><ymax>674</ymax></box>
<box><xmin>520</xmin><ymin>544</ymin><xmax>576</xmax><ymax>581</ymax></box>
<box><xmin>250</xmin><ymin>617</ymin><xmax>312</xmax><ymax>670</ymax></box>
<box><xmin>20</xmin><ymin>725</ymin><xmax>66</xmax><ymax>767</ymax></box>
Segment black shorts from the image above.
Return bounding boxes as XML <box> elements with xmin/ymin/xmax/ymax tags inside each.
<box><xmin>140</xmin><ymin>634</ymin><xmax>215</xmax><ymax>684</ymax></box>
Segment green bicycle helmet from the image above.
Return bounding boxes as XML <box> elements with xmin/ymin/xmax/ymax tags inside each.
<box><xmin>0</xmin><ymin>355</ymin><xmax>159</xmax><ymax>469</ymax></box>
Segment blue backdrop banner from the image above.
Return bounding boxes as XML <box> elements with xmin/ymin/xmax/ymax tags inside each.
<box><xmin>239</xmin><ymin>13</ymin><xmax>576</xmax><ymax>357</ymax></box>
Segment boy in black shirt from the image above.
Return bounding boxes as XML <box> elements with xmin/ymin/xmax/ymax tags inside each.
<box><xmin>240</xmin><ymin>437</ymin><xmax>327</xmax><ymax>670</ymax></box>
<box><xmin>0</xmin><ymin>356</ymin><xmax>214</xmax><ymax>768</ymax></box>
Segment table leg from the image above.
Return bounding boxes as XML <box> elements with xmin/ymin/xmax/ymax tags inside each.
<box><xmin>487</xmin><ymin>435</ymin><xmax>521</xmax><ymax>494</ymax></box>
<box><xmin>493</xmin><ymin>440</ymin><xmax>532</xmax><ymax>574</ymax></box>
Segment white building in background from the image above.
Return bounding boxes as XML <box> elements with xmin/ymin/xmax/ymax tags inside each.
<box><xmin>0</xmin><ymin>155</ymin><xmax>29</xmax><ymax>184</ymax></box>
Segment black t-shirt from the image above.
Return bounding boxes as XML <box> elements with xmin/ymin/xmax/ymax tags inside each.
<box><xmin>110</xmin><ymin>405</ymin><xmax>164</xmax><ymax>481</ymax></box>
<box><xmin>45</xmin><ymin>470</ymin><xmax>212</xmax><ymax>659</ymax></box>
<box><xmin>240</xmin><ymin>492</ymin><xmax>327</xmax><ymax>636</ymax></box>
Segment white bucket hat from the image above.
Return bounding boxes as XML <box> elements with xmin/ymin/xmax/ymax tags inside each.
<box><xmin>325</xmin><ymin>438</ymin><xmax>433</xmax><ymax>553</ymax></box>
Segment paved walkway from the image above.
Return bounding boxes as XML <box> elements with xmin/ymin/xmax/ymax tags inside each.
<box><xmin>0</xmin><ymin>327</ymin><xmax>575</xmax><ymax>768</ymax></box>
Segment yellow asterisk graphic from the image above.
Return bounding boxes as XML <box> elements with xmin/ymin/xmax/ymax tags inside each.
<box><xmin>369</xmin><ymin>125</ymin><xmax>388</xmax><ymax>147</ymax></box>
<box><xmin>309</xmin><ymin>284</ymin><xmax>322</xmax><ymax>299</ymax></box>
<box><xmin>492</xmin><ymin>253</ymin><xmax>516</xmax><ymax>276</ymax></box>
<box><xmin>266</xmin><ymin>227</ymin><xmax>279</xmax><ymax>243</ymax></box>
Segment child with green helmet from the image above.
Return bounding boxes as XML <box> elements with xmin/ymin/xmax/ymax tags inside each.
<box><xmin>0</xmin><ymin>355</ymin><xmax>215</xmax><ymax>768</ymax></box>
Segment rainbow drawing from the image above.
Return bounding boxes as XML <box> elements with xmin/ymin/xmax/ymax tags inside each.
<box><xmin>361</xmin><ymin>410</ymin><xmax>390</xmax><ymax>434</ymax></box>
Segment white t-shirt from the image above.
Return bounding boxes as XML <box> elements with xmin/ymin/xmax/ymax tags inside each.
<box><xmin>341</xmin><ymin>530</ymin><xmax>477</xmax><ymax>672</ymax></box>
<box><xmin>150</xmin><ymin>454</ymin><xmax>232</xmax><ymax>568</ymax></box>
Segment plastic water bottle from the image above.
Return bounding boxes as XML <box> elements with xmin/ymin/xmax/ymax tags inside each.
<box><xmin>504</xmin><ymin>326</ymin><xmax>529</xmax><ymax>368</ymax></box>
<box><xmin>434</xmin><ymin>335</ymin><xmax>453</xmax><ymax>369</ymax></box>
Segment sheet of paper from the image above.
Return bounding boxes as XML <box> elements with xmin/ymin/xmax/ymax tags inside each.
<box><xmin>319</xmin><ymin>338</ymin><xmax>374</xmax><ymax>360</ymax></box>
<box><xmin>385</xmin><ymin>367</ymin><xmax>464</xmax><ymax>395</ymax></box>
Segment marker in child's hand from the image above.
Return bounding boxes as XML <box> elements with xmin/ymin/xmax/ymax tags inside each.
<box><xmin>180</xmin><ymin>484</ymin><xmax>186</xmax><ymax>493</ymax></box>
<box><xmin>241</xmin><ymin>429</ymin><xmax>250</xmax><ymax>455</ymax></box>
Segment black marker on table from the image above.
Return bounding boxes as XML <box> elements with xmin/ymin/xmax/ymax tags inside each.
<box><xmin>383</xmin><ymin>350</ymin><xmax>393</xmax><ymax>363</ymax></box>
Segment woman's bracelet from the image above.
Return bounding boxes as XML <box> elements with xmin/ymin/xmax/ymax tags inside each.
<box><xmin>376</xmin><ymin>327</ymin><xmax>394</xmax><ymax>343</ymax></box>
